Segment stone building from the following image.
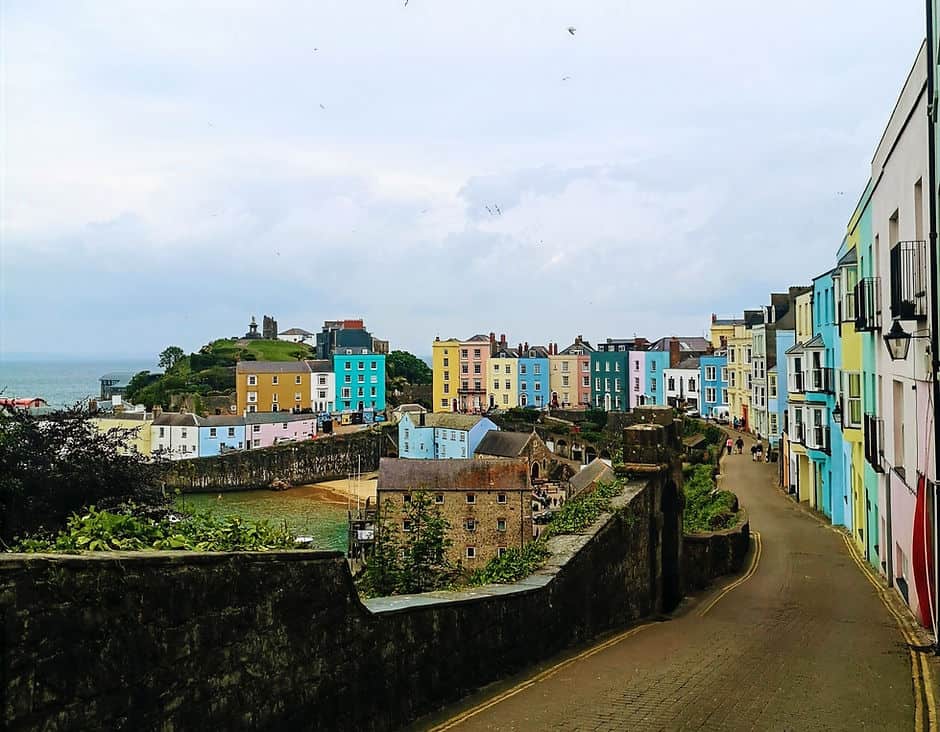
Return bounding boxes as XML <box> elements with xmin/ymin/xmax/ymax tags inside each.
<box><xmin>376</xmin><ymin>457</ymin><xmax>532</xmax><ymax>566</ymax></box>
<box><xmin>474</xmin><ymin>430</ymin><xmax>556</xmax><ymax>482</ymax></box>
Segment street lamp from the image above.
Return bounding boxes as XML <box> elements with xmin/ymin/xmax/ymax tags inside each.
<box><xmin>883</xmin><ymin>320</ymin><xmax>914</xmax><ymax>361</ymax></box>
<box><xmin>832</xmin><ymin>401</ymin><xmax>842</xmax><ymax>425</ymax></box>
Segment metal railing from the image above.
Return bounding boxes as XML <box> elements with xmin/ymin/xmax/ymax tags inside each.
<box><xmin>854</xmin><ymin>277</ymin><xmax>882</xmax><ymax>332</ymax></box>
<box><xmin>890</xmin><ymin>240</ymin><xmax>928</xmax><ymax>320</ymax></box>
<box><xmin>863</xmin><ymin>413</ymin><xmax>885</xmax><ymax>473</ymax></box>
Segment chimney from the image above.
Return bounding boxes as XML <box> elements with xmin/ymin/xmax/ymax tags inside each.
<box><xmin>669</xmin><ymin>338</ymin><xmax>681</xmax><ymax>368</ymax></box>
<box><xmin>419</xmin><ymin>412</ymin><xmax>426</xmax><ymax>427</ymax></box>
<box><xmin>711</xmin><ymin>313</ymin><xmax>717</xmax><ymax>323</ymax></box>
<box><xmin>524</xmin><ymin>341</ymin><xmax>529</xmax><ymax>352</ymax></box>
<box><xmin>500</xmin><ymin>334</ymin><xmax>507</xmax><ymax>348</ymax></box>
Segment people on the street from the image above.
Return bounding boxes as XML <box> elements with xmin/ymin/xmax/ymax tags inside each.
<box><xmin>750</xmin><ymin>443</ymin><xmax>759</xmax><ymax>461</ymax></box>
<box><xmin>735</xmin><ymin>437</ymin><xmax>744</xmax><ymax>454</ymax></box>
<box><xmin>725</xmin><ymin>437</ymin><xmax>733</xmax><ymax>456</ymax></box>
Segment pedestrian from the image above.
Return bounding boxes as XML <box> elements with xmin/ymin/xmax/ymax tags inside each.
<box><xmin>756</xmin><ymin>442</ymin><xmax>764</xmax><ymax>461</ymax></box>
<box><xmin>725</xmin><ymin>437</ymin><xmax>733</xmax><ymax>456</ymax></box>
<box><xmin>735</xmin><ymin>437</ymin><xmax>744</xmax><ymax>454</ymax></box>
<box><xmin>750</xmin><ymin>443</ymin><xmax>758</xmax><ymax>461</ymax></box>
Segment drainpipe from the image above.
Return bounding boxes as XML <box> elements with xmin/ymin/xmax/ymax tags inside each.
<box><xmin>925</xmin><ymin>0</ymin><xmax>940</xmax><ymax>654</ymax></box>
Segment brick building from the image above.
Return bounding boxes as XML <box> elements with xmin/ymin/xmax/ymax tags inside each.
<box><xmin>474</xmin><ymin>430</ymin><xmax>558</xmax><ymax>482</ymax></box>
<box><xmin>376</xmin><ymin>457</ymin><xmax>532</xmax><ymax>566</ymax></box>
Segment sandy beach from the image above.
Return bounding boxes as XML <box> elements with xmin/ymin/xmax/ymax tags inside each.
<box><xmin>304</xmin><ymin>472</ymin><xmax>378</xmax><ymax>503</ymax></box>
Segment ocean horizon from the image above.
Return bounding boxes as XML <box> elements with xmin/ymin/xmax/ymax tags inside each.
<box><xmin>0</xmin><ymin>358</ymin><xmax>157</xmax><ymax>407</ymax></box>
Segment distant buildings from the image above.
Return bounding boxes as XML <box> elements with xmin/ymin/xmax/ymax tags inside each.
<box><xmin>550</xmin><ymin>337</ymin><xmax>594</xmax><ymax>408</ymax></box>
<box><xmin>398</xmin><ymin>412</ymin><xmax>498</xmax><ymax>460</ymax></box>
<box><xmin>99</xmin><ymin>372</ymin><xmax>139</xmax><ymax>400</ymax></box>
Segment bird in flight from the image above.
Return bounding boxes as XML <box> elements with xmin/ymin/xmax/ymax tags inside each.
<box><xmin>320</xmin><ymin>103</ymin><xmax>326</xmax><ymax>109</ymax></box>
<box><xmin>568</xmin><ymin>26</ymin><xmax>576</xmax><ymax>35</ymax></box>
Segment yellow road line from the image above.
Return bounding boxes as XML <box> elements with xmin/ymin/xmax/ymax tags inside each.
<box><xmin>428</xmin><ymin>621</ymin><xmax>657</xmax><ymax>732</ymax></box>
<box><xmin>840</xmin><ymin>533</ymin><xmax>936</xmax><ymax>730</ymax></box>
<box><xmin>697</xmin><ymin>530</ymin><xmax>762</xmax><ymax>617</ymax></box>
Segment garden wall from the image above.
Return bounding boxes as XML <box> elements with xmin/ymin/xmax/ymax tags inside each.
<box><xmin>682</xmin><ymin>507</ymin><xmax>751</xmax><ymax>591</ymax></box>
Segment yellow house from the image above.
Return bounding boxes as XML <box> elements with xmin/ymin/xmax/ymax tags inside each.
<box><xmin>785</xmin><ymin>290</ymin><xmax>814</xmax><ymax>504</ymax></box>
<box><xmin>724</xmin><ymin>318</ymin><xmax>756</xmax><ymax>429</ymax></box>
<box><xmin>432</xmin><ymin>338</ymin><xmax>461</xmax><ymax>412</ymax></box>
<box><xmin>92</xmin><ymin>413</ymin><xmax>153</xmax><ymax>456</ymax></box>
<box><xmin>708</xmin><ymin>315</ymin><xmax>739</xmax><ymax>350</ymax></box>
<box><xmin>235</xmin><ymin>361</ymin><xmax>313</xmax><ymax>414</ymax></box>
<box><xmin>487</xmin><ymin>351</ymin><xmax>518</xmax><ymax>409</ymax></box>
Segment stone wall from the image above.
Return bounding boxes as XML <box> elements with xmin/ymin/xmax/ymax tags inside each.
<box><xmin>162</xmin><ymin>429</ymin><xmax>385</xmax><ymax>492</ymax></box>
<box><xmin>2</xmin><ymin>480</ymin><xmax>663</xmax><ymax>732</ymax></box>
<box><xmin>682</xmin><ymin>508</ymin><xmax>751</xmax><ymax>591</ymax></box>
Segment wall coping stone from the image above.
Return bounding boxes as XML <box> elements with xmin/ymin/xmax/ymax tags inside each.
<box><xmin>683</xmin><ymin>508</ymin><xmax>749</xmax><ymax>539</ymax></box>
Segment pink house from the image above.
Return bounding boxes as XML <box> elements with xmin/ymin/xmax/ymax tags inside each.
<box><xmin>245</xmin><ymin>413</ymin><xmax>317</xmax><ymax>449</ymax></box>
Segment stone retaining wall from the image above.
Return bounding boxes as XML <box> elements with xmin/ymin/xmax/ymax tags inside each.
<box><xmin>682</xmin><ymin>509</ymin><xmax>751</xmax><ymax>591</ymax></box>
<box><xmin>1</xmin><ymin>479</ymin><xmax>672</xmax><ymax>732</ymax></box>
<box><xmin>162</xmin><ymin>429</ymin><xmax>385</xmax><ymax>492</ymax></box>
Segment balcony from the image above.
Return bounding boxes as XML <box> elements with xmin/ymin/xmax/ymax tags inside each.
<box><xmin>854</xmin><ymin>277</ymin><xmax>882</xmax><ymax>332</ymax></box>
<box><xmin>863</xmin><ymin>413</ymin><xmax>885</xmax><ymax>473</ymax></box>
<box><xmin>806</xmin><ymin>367</ymin><xmax>834</xmax><ymax>394</ymax></box>
<box><xmin>890</xmin><ymin>240</ymin><xmax>928</xmax><ymax>320</ymax></box>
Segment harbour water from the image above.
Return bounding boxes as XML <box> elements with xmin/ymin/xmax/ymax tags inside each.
<box><xmin>182</xmin><ymin>484</ymin><xmax>358</xmax><ymax>553</ymax></box>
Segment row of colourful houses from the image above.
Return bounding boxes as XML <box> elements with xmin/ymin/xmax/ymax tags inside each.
<box><xmin>719</xmin><ymin>40</ymin><xmax>940</xmax><ymax>633</ymax></box>
<box><xmin>430</xmin><ymin>333</ymin><xmax>721</xmax><ymax>415</ymax></box>
<box><xmin>92</xmin><ymin>411</ymin><xmax>318</xmax><ymax>460</ymax></box>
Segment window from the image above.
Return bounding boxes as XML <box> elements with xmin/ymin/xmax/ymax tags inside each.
<box><xmin>605</xmin><ymin>362</ymin><xmax>610</xmax><ymax>372</ymax></box>
<box><xmin>504</xmin><ymin>380</ymin><xmax>511</xmax><ymax>390</ymax></box>
<box><xmin>247</xmin><ymin>375</ymin><xmax>257</xmax><ymax>386</ymax></box>
<box><xmin>181</xmin><ymin>428</ymin><xmax>188</xmax><ymax>438</ymax></box>
<box><xmin>252</xmin><ymin>424</ymin><xmax>261</xmax><ymax>433</ymax></box>
<box><xmin>342</xmin><ymin>387</ymin><xmax>351</xmax><ymax>399</ymax></box>
<box><xmin>474</xmin><ymin>364</ymin><xmax>481</xmax><ymax>374</ymax></box>
<box><xmin>705</xmin><ymin>387</ymin><xmax>717</xmax><ymax>403</ymax></box>
<box><xmin>633</xmin><ymin>377</ymin><xmax>640</xmax><ymax>391</ymax></box>
<box><xmin>651</xmin><ymin>378</ymin><xmax>657</xmax><ymax>392</ymax></box>
<box><xmin>318</xmin><ymin>389</ymin><xmax>327</xmax><ymax>399</ymax></box>
<box><xmin>403</xmin><ymin>493</ymin><xmax>412</xmax><ymax>503</ymax></box>
<box><xmin>535</xmin><ymin>382</ymin><xmax>541</xmax><ymax>391</ymax></box>
<box><xmin>496</xmin><ymin>518</ymin><xmax>507</xmax><ymax>532</ymax></box>
<box><xmin>651</xmin><ymin>362</ymin><xmax>657</xmax><ymax>372</ymax></box>
<box><xmin>358</xmin><ymin>361</ymin><xmax>364</xmax><ymax>371</ymax></box>
<box><xmin>720</xmin><ymin>368</ymin><xmax>728</xmax><ymax>382</ymax></box>
<box><xmin>534</xmin><ymin>364</ymin><xmax>541</xmax><ymax>375</ymax></box>
<box><xmin>497</xmin><ymin>547</ymin><xmax>508</xmax><ymax>558</ymax></box>
<box><xmin>689</xmin><ymin>379</ymin><xmax>696</xmax><ymax>391</ymax></box>
<box><xmin>466</xmin><ymin>493</ymin><xmax>476</xmax><ymax>504</ymax></box>
<box><xmin>441</xmin><ymin>398</ymin><xmax>448</xmax><ymax>408</ymax></box>
<box><xmin>595</xmin><ymin>362</ymin><xmax>600</xmax><ymax>372</ymax></box>
<box><xmin>403</xmin><ymin>520</ymin><xmax>412</xmax><ymax>532</ymax></box>
<box><xmin>668</xmin><ymin>377</ymin><xmax>675</xmax><ymax>391</ymax></box>
<box><xmin>493</xmin><ymin>380</ymin><xmax>499</xmax><ymax>391</ymax></box>
<box><xmin>435</xmin><ymin>493</ymin><xmax>444</xmax><ymax>504</ymax></box>
<box><xmin>614</xmin><ymin>379</ymin><xmax>621</xmax><ymax>392</ymax></box>
<box><xmin>502</xmin><ymin>394</ymin><xmax>508</xmax><ymax>405</ymax></box>
<box><xmin>247</xmin><ymin>405</ymin><xmax>257</xmax><ymax>413</ymax></box>
<box><xmin>159</xmin><ymin>427</ymin><xmax>165</xmax><ymax>438</ymax></box>
<box><xmin>371</xmin><ymin>361</ymin><xmax>377</xmax><ymax>370</ymax></box>
<box><xmin>562</xmin><ymin>375</ymin><xmax>569</xmax><ymax>387</ymax></box>
<box><xmin>497</xmin><ymin>493</ymin><xmax>507</xmax><ymax>504</ymax></box>
<box><xmin>461</xmin><ymin>349</ymin><xmax>468</xmax><ymax>358</ymax></box>
<box><xmin>443</xmin><ymin>357</ymin><xmax>449</xmax><ymax>367</ymax></box>
<box><xmin>705</xmin><ymin>366</ymin><xmax>716</xmax><ymax>381</ymax></box>
<box><xmin>272</xmin><ymin>375</ymin><xmax>279</xmax><ymax>385</ymax></box>
<box><xmin>228</xmin><ymin>427</ymin><xmax>235</xmax><ymax>437</ymax></box>
<box><xmin>730</xmin><ymin>372</ymin><xmax>737</xmax><ymax>388</ymax></box>
<box><xmin>493</xmin><ymin>363</ymin><xmax>500</xmax><ymax>372</ymax></box>
<box><xmin>561</xmin><ymin>361</ymin><xmax>569</xmax><ymax>373</ymax></box>
<box><xmin>582</xmin><ymin>376</ymin><xmax>589</xmax><ymax>387</ymax></box>
<box><xmin>847</xmin><ymin>372</ymin><xmax>862</xmax><ymax>428</ymax></box>
<box><xmin>521</xmin><ymin>381</ymin><xmax>528</xmax><ymax>392</ymax></box>
<box><xmin>465</xmin><ymin>518</ymin><xmax>476</xmax><ymax>532</ymax></box>
<box><xmin>461</xmin><ymin>364</ymin><xmax>469</xmax><ymax>374</ymax></box>
<box><xmin>318</xmin><ymin>375</ymin><xmax>327</xmax><ymax>386</ymax></box>
<box><xmin>253</xmin><ymin>439</ymin><xmax>260</xmax><ymax>447</ymax></box>
<box><xmin>769</xmin><ymin>413</ymin><xmax>778</xmax><ymax>435</ymax></box>
<box><xmin>504</xmin><ymin>365</ymin><xmax>511</xmax><ymax>374</ymax></box>
<box><xmin>474</xmin><ymin>380</ymin><xmax>481</xmax><ymax>390</ymax></box>
<box><xmin>295</xmin><ymin>392</ymin><xmax>302</xmax><ymax>401</ymax></box>
<box><xmin>247</xmin><ymin>391</ymin><xmax>257</xmax><ymax>403</ymax></box>
<box><xmin>344</xmin><ymin>361</ymin><xmax>351</xmax><ymax>370</ymax></box>
<box><xmin>474</xmin><ymin>349</ymin><xmax>481</xmax><ymax>357</ymax></box>
<box><xmin>357</xmin><ymin>387</ymin><xmax>364</xmax><ymax>397</ymax></box>
<box><xmin>295</xmin><ymin>375</ymin><xmax>302</xmax><ymax>385</ymax></box>
<box><xmin>443</xmin><ymin>383</ymin><xmax>450</xmax><ymax>394</ymax></box>
<box><xmin>466</xmin><ymin>547</ymin><xmax>476</xmax><ymax>559</ymax></box>
<box><xmin>345</xmin><ymin>374</ymin><xmax>352</xmax><ymax>384</ymax></box>
<box><xmin>272</xmin><ymin>393</ymin><xmax>279</xmax><ymax>403</ymax></box>
<box><xmin>768</xmin><ymin>374</ymin><xmax>777</xmax><ymax>399</ymax></box>
<box><xmin>520</xmin><ymin>364</ymin><xmax>527</xmax><ymax>374</ymax></box>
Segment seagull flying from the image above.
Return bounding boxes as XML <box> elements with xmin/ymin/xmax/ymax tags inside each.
<box><xmin>567</xmin><ymin>26</ymin><xmax>576</xmax><ymax>35</ymax></box>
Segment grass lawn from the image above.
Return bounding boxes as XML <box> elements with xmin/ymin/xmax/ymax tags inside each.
<box><xmin>208</xmin><ymin>338</ymin><xmax>314</xmax><ymax>361</ymax></box>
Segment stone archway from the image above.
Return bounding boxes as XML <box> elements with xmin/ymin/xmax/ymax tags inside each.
<box><xmin>531</xmin><ymin>462</ymin><xmax>540</xmax><ymax>480</ymax></box>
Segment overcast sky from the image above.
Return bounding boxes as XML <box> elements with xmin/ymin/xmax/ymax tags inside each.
<box><xmin>1</xmin><ymin>1</ymin><xmax>927</xmax><ymax>359</ymax></box>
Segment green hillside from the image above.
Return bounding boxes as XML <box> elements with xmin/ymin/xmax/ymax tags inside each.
<box><xmin>126</xmin><ymin>338</ymin><xmax>315</xmax><ymax>409</ymax></box>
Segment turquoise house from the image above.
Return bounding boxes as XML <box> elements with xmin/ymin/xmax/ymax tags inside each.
<box><xmin>334</xmin><ymin>353</ymin><xmax>386</xmax><ymax>412</ymax></box>
<box><xmin>644</xmin><ymin>351</ymin><xmax>670</xmax><ymax>406</ymax></box>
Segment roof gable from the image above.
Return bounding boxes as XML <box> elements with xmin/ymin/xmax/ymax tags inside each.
<box><xmin>475</xmin><ymin>430</ymin><xmax>533</xmax><ymax>457</ymax></box>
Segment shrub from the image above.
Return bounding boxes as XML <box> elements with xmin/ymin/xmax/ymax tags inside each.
<box><xmin>683</xmin><ymin>464</ymin><xmax>738</xmax><ymax>533</ymax></box>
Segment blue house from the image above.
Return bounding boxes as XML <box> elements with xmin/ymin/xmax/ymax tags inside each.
<box><xmin>771</xmin><ymin>330</ymin><xmax>796</xmax><ymax>448</ymax></box>
<box><xmin>699</xmin><ymin>353</ymin><xmax>728</xmax><ymax>418</ymax></box>
<box><xmin>197</xmin><ymin>415</ymin><xmax>246</xmax><ymax>457</ymax></box>
<box><xmin>398</xmin><ymin>412</ymin><xmax>498</xmax><ymax>459</ymax></box>
<box><xmin>517</xmin><ymin>346</ymin><xmax>550</xmax><ymax>409</ymax></box>
<box><xmin>644</xmin><ymin>351</ymin><xmax>670</xmax><ymax>406</ymax></box>
<box><xmin>333</xmin><ymin>353</ymin><xmax>386</xmax><ymax>413</ymax></box>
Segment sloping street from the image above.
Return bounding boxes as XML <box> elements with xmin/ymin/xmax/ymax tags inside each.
<box><xmin>423</xmin><ymin>433</ymin><xmax>927</xmax><ymax>731</ymax></box>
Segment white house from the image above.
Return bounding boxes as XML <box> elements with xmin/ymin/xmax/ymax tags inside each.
<box><xmin>664</xmin><ymin>357</ymin><xmax>700</xmax><ymax>411</ymax></box>
<box><xmin>307</xmin><ymin>359</ymin><xmax>335</xmax><ymax>413</ymax></box>
<box><xmin>151</xmin><ymin>413</ymin><xmax>200</xmax><ymax>460</ymax></box>
<box><xmin>278</xmin><ymin>327</ymin><xmax>315</xmax><ymax>344</ymax></box>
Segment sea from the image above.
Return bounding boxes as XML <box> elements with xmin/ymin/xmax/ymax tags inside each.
<box><xmin>0</xmin><ymin>359</ymin><xmax>156</xmax><ymax>407</ymax></box>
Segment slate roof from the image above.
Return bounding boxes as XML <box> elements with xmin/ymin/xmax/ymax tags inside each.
<box><xmin>244</xmin><ymin>412</ymin><xmax>317</xmax><ymax>425</ymax></box>
<box><xmin>464</xmin><ymin>334</ymin><xmax>491</xmax><ymax>342</ymax></box>
<box><xmin>521</xmin><ymin>346</ymin><xmax>550</xmax><ymax>358</ymax></box>
<box><xmin>475</xmin><ymin>430</ymin><xmax>534</xmax><ymax>458</ymax></box>
<box><xmin>152</xmin><ymin>413</ymin><xmax>199</xmax><ymax>427</ymax></box>
<box><xmin>195</xmin><ymin>415</ymin><xmax>246</xmax><ymax>427</ymax></box>
<box><xmin>785</xmin><ymin>341</ymin><xmax>805</xmax><ymax>355</ymax></box>
<box><xmin>334</xmin><ymin>328</ymin><xmax>373</xmax><ymax>350</ymax></box>
<box><xmin>568</xmin><ymin>459</ymin><xmax>615</xmax><ymax>496</ymax></box>
<box><xmin>99</xmin><ymin>371</ymin><xmax>140</xmax><ymax>384</ymax></box>
<box><xmin>673</xmin><ymin>357</ymin><xmax>701</xmax><ymax>370</ymax></box>
<box><xmin>279</xmin><ymin>328</ymin><xmax>314</xmax><ymax>336</ymax></box>
<box><xmin>236</xmin><ymin>361</ymin><xmax>311</xmax><ymax>374</ymax></box>
<box><xmin>647</xmin><ymin>337</ymin><xmax>712</xmax><ymax>353</ymax></box>
<box><xmin>305</xmin><ymin>359</ymin><xmax>332</xmax><ymax>373</ymax></box>
<box><xmin>378</xmin><ymin>457</ymin><xmax>529</xmax><ymax>492</ymax></box>
<box><xmin>420</xmin><ymin>413</ymin><xmax>489</xmax><ymax>431</ymax></box>
<box><xmin>837</xmin><ymin>248</ymin><xmax>858</xmax><ymax>266</ymax></box>
<box><xmin>803</xmin><ymin>334</ymin><xmax>825</xmax><ymax>349</ymax></box>
<box><xmin>560</xmin><ymin>339</ymin><xmax>595</xmax><ymax>354</ymax></box>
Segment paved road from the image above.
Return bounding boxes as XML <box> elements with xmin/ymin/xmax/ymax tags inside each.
<box><xmin>425</xmin><ymin>434</ymin><xmax>919</xmax><ymax>731</ymax></box>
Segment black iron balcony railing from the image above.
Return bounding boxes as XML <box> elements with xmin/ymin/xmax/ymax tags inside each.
<box><xmin>890</xmin><ymin>240</ymin><xmax>928</xmax><ymax>320</ymax></box>
<box><xmin>863</xmin><ymin>413</ymin><xmax>885</xmax><ymax>473</ymax></box>
<box><xmin>854</xmin><ymin>277</ymin><xmax>882</xmax><ymax>332</ymax></box>
<box><xmin>807</xmin><ymin>367</ymin><xmax>834</xmax><ymax>394</ymax></box>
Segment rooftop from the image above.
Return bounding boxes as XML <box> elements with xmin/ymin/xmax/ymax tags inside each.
<box><xmin>236</xmin><ymin>361</ymin><xmax>311</xmax><ymax>374</ymax></box>
<box><xmin>414</xmin><ymin>413</ymin><xmax>491</xmax><ymax>431</ymax></box>
<box><xmin>279</xmin><ymin>328</ymin><xmax>314</xmax><ymax>336</ymax></box>
<box><xmin>377</xmin><ymin>457</ymin><xmax>529</xmax><ymax>492</ymax></box>
<box><xmin>152</xmin><ymin>413</ymin><xmax>199</xmax><ymax>427</ymax></box>
<box><xmin>475</xmin><ymin>430</ymin><xmax>534</xmax><ymax>458</ymax></box>
<box><xmin>568</xmin><ymin>459</ymin><xmax>615</xmax><ymax>495</ymax></box>
<box><xmin>305</xmin><ymin>359</ymin><xmax>332</xmax><ymax>373</ymax></box>
<box><xmin>647</xmin><ymin>336</ymin><xmax>712</xmax><ymax>353</ymax></box>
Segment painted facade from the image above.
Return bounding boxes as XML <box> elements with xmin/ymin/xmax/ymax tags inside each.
<box><xmin>517</xmin><ymin>347</ymin><xmax>550</xmax><ymax>409</ymax></box>
<box><xmin>151</xmin><ymin>414</ymin><xmax>200</xmax><ymax>460</ymax></box>
<box><xmin>398</xmin><ymin>413</ymin><xmax>498</xmax><ymax>460</ymax></box>
<box><xmin>591</xmin><ymin>348</ymin><xmax>629</xmax><ymax>411</ymax></box>
<box><xmin>664</xmin><ymin>359</ymin><xmax>700</xmax><ymax>411</ymax></box>
<box><xmin>628</xmin><ymin>351</ymin><xmax>646</xmax><ymax>409</ymax></box>
<box><xmin>488</xmin><ymin>348</ymin><xmax>518</xmax><ymax>410</ymax></box>
<box><xmin>699</xmin><ymin>354</ymin><xmax>728</xmax><ymax>418</ymax></box>
<box><xmin>197</xmin><ymin>416</ymin><xmax>247</xmax><ymax>457</ymax></box>
<box><xmin>92</xmin><ymin>414</ymin><xmax>153</xmax><ymax>456</ymax></box>
<box><xmin>236</xmin><ymin>361</ymin><xmax>313</xmax><ymax>415</ymax></box>
<box><xmin>432</xmin><ymin>338</ymin><xmax>461</xmax><ymax>413</ymax></box>
<box><xmin>245</xmin><ymin>413</ymin><xmax>317</xmax><ymax>449</ymax></box>
<box><xmin>456</xmin><ymin>335</ymin><xmax>493</xmax><ymax>414</ymax></box>
<box><xmin>550</xmin><ymin>337</ymin><xmax>594</xmax><ymax>408</ymax></box>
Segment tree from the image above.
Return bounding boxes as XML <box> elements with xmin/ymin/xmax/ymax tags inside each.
<box><xmin>386</xmin><ymin>350</ymin><xmax>433</xmax><ymax>385</ymax></box>
<box><xmin>158</xmin><ymin>346</ymin><xmax>185</xmax><ymax>371</ymax></box>
<box><xmin>0</xmin><ymin>407</ymin><xmax>168</xmax><ymax>544</ymax></box>
<box><xmin>359</xmin><ymin>490</ymin><xmax>455</xmax><ymax>596</ymax></box>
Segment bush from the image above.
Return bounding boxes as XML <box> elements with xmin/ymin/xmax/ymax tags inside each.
<box><xmin>15</xmin><ymin>505</ymin><xmax>297</xmax><ymax>553</ymax></box>
<box><xmin>506</xmin><ymin>407</ymin><xmax>540</xmax><ymax>423</ymax></box>
<box><xmin>683</xmin><ymin>464</ymin><xmax>738</xmax><ymax>533</ymax></box>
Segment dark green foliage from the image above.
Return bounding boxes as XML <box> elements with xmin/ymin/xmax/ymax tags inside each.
<box><xmin>467</xmin><ymin>541</ymin><xmax>550</xmax><ymax>585</ymax></box>
<box><xmin>506</xmin><ymin>407</ymin><xmax>539</xmax><ymax>422</ymax></box>
<box><xmin>386</xmin><ymin>350</ymin><xmax>432</xmax><ymax>385</ymax></box>
<box><xmin>158</xmin><ymin>346</ymin><xmax>185</xmax><ymax>370</ymax></box>
<box><xmin>16</xmin><ymin>505</ymin><xmax>297</xmax><ymax>553</ymax></box>
<box><xmin>359</xmin><ymin>491</ymin><xmax>456</xmax><ymax>597</ymax></box>
<box><xmin>0</xmin><ymin>408</ymin><xmax>167</xmax><ymax>545</ymax></box>
<box><xmin>683</xmin><ymin>464</ymin><xmax>738</xmax><ymax>533</ymax></box>
<box><xmin>583</xmin><ymin>408</ymin><xmax>608</xmax><ymax>430</ymax></box>
<box><xmin>541</xmin><ymin>479</ymin><xmax>625</xmax><ymax>539</ymax></box>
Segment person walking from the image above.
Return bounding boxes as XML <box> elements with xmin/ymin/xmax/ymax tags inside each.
<box><xmin>735</xmin><ymin>436</ymin><xmax>744</xmax><ymax>454</ymax></box>
<box><xmin>725</xmin><ymin>437</ymin><xmax>734</xmax><ymax>456</ymax></box>
<box><xmin>750</xmin><ymin>443</ymin><xmax>759</xmax><ymax>461</ymax></box>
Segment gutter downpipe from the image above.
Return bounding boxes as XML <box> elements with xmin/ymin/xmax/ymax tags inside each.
<box><xmin>925</xmin><ymin>0</ymin><xmax>940</xmax><ymax>655</ymax></box>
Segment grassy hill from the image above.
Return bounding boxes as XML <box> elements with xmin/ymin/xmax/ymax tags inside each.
<box><xmin>126</xmin><ymin>338</ymin><xmax>315</xmax><ymax>410</ymax></box>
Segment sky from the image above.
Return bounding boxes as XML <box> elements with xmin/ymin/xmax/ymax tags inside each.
<box><xmin>0</xmin><ymin>1</ymin><xmax>928</xmax><ymax>359</ymax></box>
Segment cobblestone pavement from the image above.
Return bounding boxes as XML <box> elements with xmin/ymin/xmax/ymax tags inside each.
<box><xmin>423</xmin><ymin>434</ymin><xmax>918</xmax><ymax>731</ymax></box>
